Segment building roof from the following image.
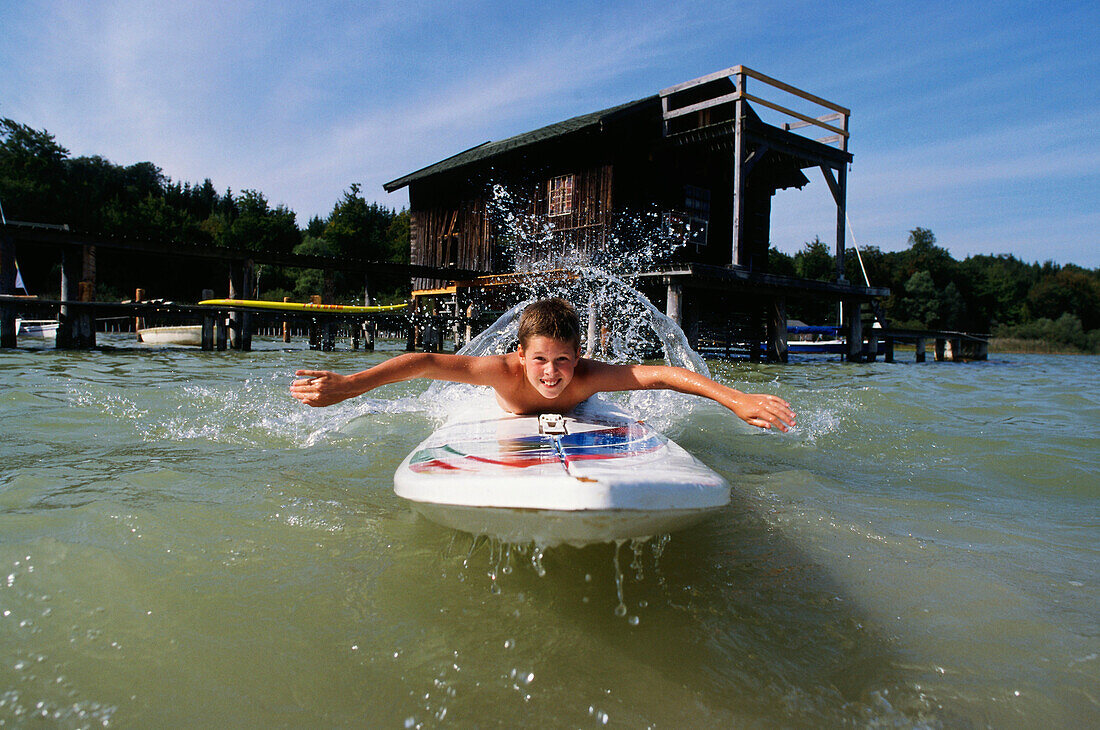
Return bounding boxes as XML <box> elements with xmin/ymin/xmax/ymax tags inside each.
<box><xmin>382</xmin><ymin>96</ymin><xmax>657</xmax><ymax>192</ymax></box>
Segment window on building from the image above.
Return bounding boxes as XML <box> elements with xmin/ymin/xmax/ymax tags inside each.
<box><xmin>547</xmin><ymin>174</ymin><xmax>575</xmax><ymax>217</ymax></box>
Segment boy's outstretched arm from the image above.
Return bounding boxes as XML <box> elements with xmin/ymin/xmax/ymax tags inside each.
<box><xmin>585</xmin><ymin>361</ymin><xmax>796</xmax><ymax>431</ymax></box>
<box><xmin>290</xmin><ymin>353</ymin><xmax>504</xmax><ymax>407</ymax></box>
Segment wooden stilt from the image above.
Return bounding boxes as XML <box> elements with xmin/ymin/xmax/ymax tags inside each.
<box><xmin>767</xmin><ymin>296</ymin><xmax>788</xmax><ymax>363</ymax></box>
<box><xmin>665</xmin><ymin>281</ymin><xmax>682</xmax><ymax>327</ymax></box>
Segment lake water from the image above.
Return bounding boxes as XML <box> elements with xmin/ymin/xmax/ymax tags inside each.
<box><xmin>1</xmin><ymin>335</ymin><xmax>1096</xmax><ymax>728</ymax></box>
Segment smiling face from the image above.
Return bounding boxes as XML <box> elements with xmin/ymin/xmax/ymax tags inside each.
<box><xmin>518</xmin><ymin>335</ymin><xmax>580</xmax><ymax>400</ymax></box>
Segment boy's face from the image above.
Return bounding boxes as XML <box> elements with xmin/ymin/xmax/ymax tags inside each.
<box><xmin>518</xmin><ymin>335</ymin><xmax>580</xmax><ymax>400</ymax></box>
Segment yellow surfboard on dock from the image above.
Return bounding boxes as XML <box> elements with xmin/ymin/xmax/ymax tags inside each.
<box><xmin>198</xmin><ymin>299</ymin><xmax>408</xmax><ymax>314</ymax></box>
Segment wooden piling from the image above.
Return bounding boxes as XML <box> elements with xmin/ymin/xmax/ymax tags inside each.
<box><xmin>665</xmin><ymin>281</ymin><xmax>683</xmax><ymax>327</ymax></box>
<box><xmin>228</xmin><ymin>259</ymin><xmax>253</xmax><ymax>351</ymax></box>
<box><xmin>134</xmin><ymin>287</ymin><xmax>146</xmax><ymax>338</ymax></box>
<box><xmin>767</xmin><ymin>296</ymin><xmax>788</xmax><ymax>363</ymax></box>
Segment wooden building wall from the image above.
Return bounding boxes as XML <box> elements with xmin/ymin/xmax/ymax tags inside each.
<box><xmin>406</xmin><ymin>113</ymin><xmax>810</xmax><ymax>287</ymax></box>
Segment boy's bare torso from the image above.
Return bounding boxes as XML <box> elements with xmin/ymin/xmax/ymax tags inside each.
<box><xmin>492</xmin><ymin>352</ymin><xmax>597</xmax><ymax>415</ymax></box>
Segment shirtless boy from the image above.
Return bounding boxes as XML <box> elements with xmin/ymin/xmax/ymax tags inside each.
<box><xmin>290</xmin><ymin>298</ymin><xmax>796</xmax><ymax>431</ymax></box>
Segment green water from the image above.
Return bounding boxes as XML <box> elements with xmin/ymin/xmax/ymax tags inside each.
<box><xmin>1</xmin><ymin>336</ymin><xmax>1097</xmax><ymax>728</ymax></box>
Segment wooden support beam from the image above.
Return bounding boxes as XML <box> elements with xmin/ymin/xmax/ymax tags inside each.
<box><xmin>216</xmin><ymin>316</ymin><xmax>227</xmax><ymax>350</ymax></box>
<box><xmin>57</xmin><ymin>245</ymin><xmax>84</xmax><ymax>348</ymax></box>
<box><xmin>228</xmin><ymin>259</ymin><xmax>254</xmax><ymax>351</ymax></box>
<box><xmin>767</xmin><ymin>297</ymin><xmax>788</xmax><ymax>363</ymax></box>
<box><xmin>665</xmin><ymin>281</ymin><xmax>683</xmax><ymax>327</ymax></box>
<box><xmin>834</xmin><ymin>163</ymin><xmax>848</xmax><ymax>283</ymax></box>
<box><xmin>364</xmin><ymin>320</ymin><xmax>376</xmax><ymax>352</ymax></box>
<box><xmin>915</xmin><ymin>337</ymin><xmax>926</xmax><ymax>363</ymax></box>
<box><xmin>884</xmin><ymin>336</ymin><xmax>895</xmax><ymax>363</ymax></box>
<box><xmin>201</xmin><ymin>315</ymin><xmax>215</xmax><ymax>351</ymax></box>
<box><xmin>731</xmin><ymin>93</ymin><xmax>747</xmax><ymax>268</ymax></box>
<box><xmin>742</xmin><ymin>143</ymin><xmax>770</xmax><ymax>179</ymax></box>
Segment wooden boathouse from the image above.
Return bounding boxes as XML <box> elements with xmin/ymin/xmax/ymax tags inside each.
<box><xmin>384</xmin><ymin>65</ymin><xmax>891</xmax><ymax>361</ymax></box>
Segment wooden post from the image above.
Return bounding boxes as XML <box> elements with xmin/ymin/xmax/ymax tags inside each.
<box><xmin>948</xmin><ymin>337</ymin><xmax>962</xmax><ymax>362</ymax></box>
<box><xmin>134</xmin><ymin>287</ymin><xmax>146</xmax><ymax>340</ymax></box>
<box><xmin>201</xmin><ymin>316</ymin><xmax>214</xmax><ymax>350</ymax></box>
<box><xmin>665</xmin><ymin>281</ymin><xmax>682</xmax><ymax>327</ymax></box>
<box><xmin>884</xmin><ymin>336</ymin><xmax>895</xmax><ymax>363</ymax></box>
<box><xmin>56</xmin><ymin>246</ymin><xmax>82</xmax><ymax>348</ymax></box>
<box><xmin>365</xmin><ymin>320</ymin><xmax>376</xmax><ymax>351</ymax></box>
<box><xmin>915</xmin><ymin>337</ymin><xmax>926</xmax><ymax>363</ymax></box>
<box><xmin>934</xmin><ymin>338</ymin><xmax>946</xmax><ymax>362</ymax></box>
<box><xmin>865</xmin><ymin>328</ymin><xmax>878</xmax><ymax>362</ymax></box>
<box><xmin>228</xmin><ymin>261</ymin><xmax>243</xmax><ymax>350</ymax></box>
<box><xmin>730</xmin><ymin>70</ymin><xmax>747</xmax><ymax>268</ymax></box>
<box><xmin>766</xmin><ymin>296</ymin><xmax>788</xmax><ymax>363</ymax></box>
<box><xmin>216</xmin><ymin>316</ymin><xmax>227</xmax><ymax>350</ymax></box>
<box><xmin>0</xmin><ymin>232</ymin><xmax>16</xmax><ymax>348</ymax></box>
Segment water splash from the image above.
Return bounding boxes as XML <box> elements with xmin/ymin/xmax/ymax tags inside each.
<box><xmin>423</xmin><ymin>185</ymin><xmax>711</xmax><ymax>428</ymax></box>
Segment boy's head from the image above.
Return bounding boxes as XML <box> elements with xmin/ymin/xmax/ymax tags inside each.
<box><xmin>516</xmin><ymin>299</ymin><xmax>582</xmax><ymax>400</ymax></box>
<box><xmin>517</xmin><ymin>298</ymin><xmax>581</xmax><ymax>351</ymax></box>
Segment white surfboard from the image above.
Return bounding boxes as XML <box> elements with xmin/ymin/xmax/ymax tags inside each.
<box><xmin>394</xmin><ymin>399</ymin><xmax>730</xmax><ymax>547</ymax></box>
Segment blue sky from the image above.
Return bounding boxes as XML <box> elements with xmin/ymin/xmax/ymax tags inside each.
<box><xmin>2</xmin><ymin>0</ymin><xmax>1097</xmax><ymax>267</ymax></box>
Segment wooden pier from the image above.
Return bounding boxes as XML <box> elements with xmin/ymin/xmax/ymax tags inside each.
<box><xmin>0</xmin><ymin>220</ymin><xmax>480</xmax><ymax>352</ymax></box>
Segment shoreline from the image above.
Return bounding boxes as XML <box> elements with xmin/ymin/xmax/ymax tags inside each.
<box><xmin>988</xmin><ymin>337</ymin><xmax>1098</xmax><ymax>355</ymax></box>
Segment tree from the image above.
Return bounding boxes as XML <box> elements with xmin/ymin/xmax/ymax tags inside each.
<box><xmin>794</xmin><ymin>236</ymin><xmax>834</xmax><ymax>281</ymax></box>
<box><xmin>217</xmin><ymin>190</ymin><xmax>300</xmax><ymax>254</ymax></box>
<box><xmin>1027</xmin><ymin>266</ymin><xmax>1100</xmax><ymax>329</ymax></box>
<box><xmin>0</xmin><ymin>118</ymin><xmax>70</xmax><ymax>220</ymax></box>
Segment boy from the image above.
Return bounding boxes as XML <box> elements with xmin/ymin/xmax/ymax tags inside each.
<box><xmin>290</xmin><ymin>298</ymin><xmax>795</xmax><ymax>431</ymax></box>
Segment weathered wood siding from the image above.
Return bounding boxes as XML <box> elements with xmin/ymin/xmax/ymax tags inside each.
<box><xmin>409</xmin><ymin>197</ymin><xmax>490</xmax><ymax>290</ymax></box>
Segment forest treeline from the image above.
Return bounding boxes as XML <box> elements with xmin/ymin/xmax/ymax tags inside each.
<box><xmin>0</xmin><ymin>118</ymin><xmax>410</xmax><ymax>304</ymax></box>
<box><xmin>770</xmin><ymin>231</ymin><xmax>1100</xmax><ymax>352</ymax></box>
<box><xmin>2</xmin><ymin>117</ymin><xmax>1098</xmax><ymax>351</ymax></box>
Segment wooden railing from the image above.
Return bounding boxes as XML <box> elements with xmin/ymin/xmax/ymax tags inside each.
<box><xmin>659</xmin><ymin>65</ymin><xmax>850</xmax><ymax>150</ymax></box>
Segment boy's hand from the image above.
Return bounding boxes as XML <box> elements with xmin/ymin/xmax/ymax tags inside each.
<box><xmin>730</xmin><ymin>392</ymin><xmax>796</xmax><ymax>432</ymax></box>
<box><xmin>290</xmin><ymin>369</ymin><xmax>354</xmax><ymax>407</ymax></box>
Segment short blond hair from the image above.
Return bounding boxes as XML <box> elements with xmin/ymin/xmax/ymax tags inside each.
<box><xmin>517</xmin><ymin>298</ymin><xmax>581</xmax><ymax>349</ymax></box>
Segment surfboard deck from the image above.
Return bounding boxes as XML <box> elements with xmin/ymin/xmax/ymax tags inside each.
<box><xmin>198</xmin><ymin>298</ymin><xmax>407</xmax><ymax>313</ymax></box>
<box><xmin>394</xmin><ymin>399</ymin><xmax>730</xmax><ymax>546</ymax></box>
